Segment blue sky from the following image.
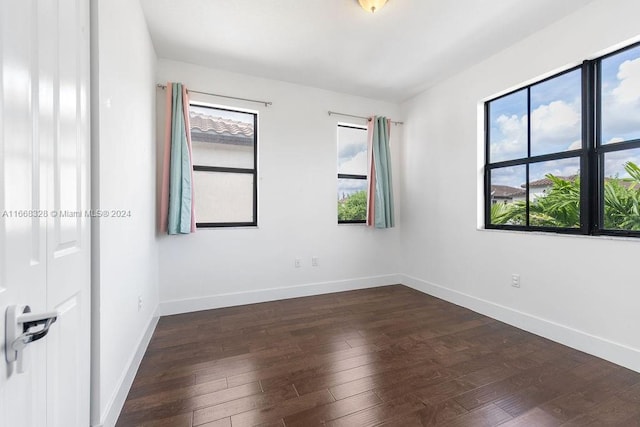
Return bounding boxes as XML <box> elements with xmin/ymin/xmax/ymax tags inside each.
<box><xmin>601</xmin><ymin>45</ymin><xmax>640</xmax><ymax>145</ymax></box>
<box><xmin>337</xmin><ymin>125</ymin><xmax>368</xmax><ymax>198</ymax></box>
<box><xmin>489</xmin><ymin>68</ymin><xmax>582</xmax><ymax>167</ymax></box>
<box><xmin>491</xmin><ymin>45</ymin><xmax>640</xmax><ymax>187</ymax></box>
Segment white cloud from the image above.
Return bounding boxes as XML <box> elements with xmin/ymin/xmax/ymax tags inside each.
<box><xmin>493</xmin><ymin>52</ymin><xmax>640</xmax><ymax>161</ymax></box>
<box><xmin>603</xmin><ymin>148</ymin><xmax>640</xmax><ymax>178</ymax></box>
<box><xmin>491</xmin><ymin>165</ymin><xmax>525</xmax><ymax>187</ymax></box>
<box><xmin>613</xmin><ymin>58</ymin><xmax>640</xmax><ymax>104</ymax></box>
<box><xmin>531</xmin><ymin>100</ymin><xmax>580</xmax><ymax>145</ymax></box>
<box><xmin>602</xmin><ymin>56</ymin><xmax>640</xmax><ymax>141</ymax></box>
<box><xmin>490</xmin><ymin>114</ymin><xmax>527</xmax><ymax>162</ymax></box>
<box><xmin>605</xmin><ymin>137</ymin><xmax>625</xmax><ymax>144</ymax></box>
<box><xmin>339</xmin><ymin>150</ymin><xmax>368</xmax><ymax>175</ymax></box>
<box><xmin>491</xmin><ymin>99</ymin><xmax>581</xmax><ymax>161</ymax></box>
<box><xmin>568</xmin><ymin>139</ymin><xmax>582</xmax><ymax>150</ymax></box>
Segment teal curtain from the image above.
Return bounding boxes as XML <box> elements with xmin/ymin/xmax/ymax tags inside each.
<box><xmin>167</xmin><ymin>83</ymin><xmax>194</xmax><ymax>234</ymax></box>
<box><xmin>370</xmin><ymin>117</ymin><xmax>395</xmax><ymax>228</ymax></box>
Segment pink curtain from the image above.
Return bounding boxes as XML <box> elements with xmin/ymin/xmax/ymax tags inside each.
<box><xmin>366</xmin><ymin>117</ymin><xmax>377</xmax><ymax>226</ymax></box>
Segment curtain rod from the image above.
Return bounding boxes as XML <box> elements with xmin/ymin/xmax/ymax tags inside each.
<box><xmin>328</xmin><ymin>110</ymin><xmax>404</xmax><ymax>125</ymax></box>
<box><xmin>156</xmin><ymin>84</ymin><xmax>272</xmax><ymax>107</ymax></box>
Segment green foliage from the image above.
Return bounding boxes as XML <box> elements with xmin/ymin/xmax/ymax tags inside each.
<box><xmin>490</xmin><ymin>161</ymin><xmax>640</xmax><ymax>231</ymax></box>
<box><xmin>338</xmin><ymin>190</ymin><xmax>367</xmax><ymax>221</ymax></box>
<box><xmin>529</xmin><ymin>175</ymin><xmax>581</xmax><ymax>228</ymax></box>
<box><xmin>491</xmin><ymin>200</ymin><xmax>525</xmax><ymax>225</ymax></box>
<box><xmin>604</xmin><ymin>162</ymin><xmax>640</xmax><ymax>230</ymax></box>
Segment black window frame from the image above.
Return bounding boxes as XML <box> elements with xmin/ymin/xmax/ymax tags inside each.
<box><xmin>484</xmin><ymin>41</ymin><xmax>640</xmax><ymax>238</ymax></box>
<box><xmin>337</xmin><ymin>123</ymin><xmax>368</xmax><ymax>224</ymax></box>
<box><xmin>190</xmin><ymin>103</ymin><xmax>258</xmax><ymax>228</ymax></box>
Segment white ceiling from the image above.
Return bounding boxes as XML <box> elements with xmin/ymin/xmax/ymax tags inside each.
<box><xmin>140</xmin><ymin>0</ymin><xmax>595</xmax><ymax>102</ymax></box>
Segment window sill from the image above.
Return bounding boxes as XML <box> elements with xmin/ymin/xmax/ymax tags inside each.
<box><xmin>196</xmin><ymin>225</ymin><xmax>259</xmax><ymax>230</ymax></box>
<box><xmin>476</xmin><ymin>226</ymin><xmax>640</xmax><ymax>243</ymax></box>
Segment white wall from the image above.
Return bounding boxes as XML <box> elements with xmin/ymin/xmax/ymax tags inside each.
<box><xmin>400</xmin><ymin>0</ymin><xmax>640</xmax><ymax>372</ymax></box>
<box><xmin>156</xmin><ymin>60</ymin><xmax>402</xmax><ymax>314</ymax></box>
<box><xmin>91</xmin><ymin>0</ymin><xmax>159</xmax><ymax>425</ymax></box>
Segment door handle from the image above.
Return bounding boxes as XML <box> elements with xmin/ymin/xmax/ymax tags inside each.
<box><xmin>5</xmin><ymin>305</ymin><xmax>59</xmax><ymax>374</ymax></box>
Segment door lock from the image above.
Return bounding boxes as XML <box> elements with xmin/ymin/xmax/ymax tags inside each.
<box><xmin>5</xmin><ymin>305</ymin><xmax>59</xmax><ymax>374</ymax></box>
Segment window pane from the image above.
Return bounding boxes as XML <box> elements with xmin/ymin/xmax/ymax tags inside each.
<box><xmin>530</xmin><ymin>69</ymin><xmax>582</xmax><ymax>156</ymax></box>
<box><xmin>194</xmin><ymin>171</ymin><xmax>254</xmax><ymax>224</ymax></box>
<box><xmin>190</xmin><ymin>105</ymin><xmax>255</xmax><ymax>169</ymax></box>
<box><xmin>338</xmin><ymin>178</ymin><xmax>367</xmax><ymax>222</ymax></box>
<box><xmin>529</xmin><ymin>158</ymin><xmax>581</xmax><ymax>228</ymax></box>
<box><xmin>489</xmin><ymin>89</ymin><xmax>527</xmax><ymax>163</ymax></box>
<box><xmin>601</xmin><ymin>45</ymin><xmax>640</xmax><ymax>145</ymax></box>
<box><xmin>603</xmin><ymin>147</ymin><xmax>640</xmax><ymax>231</ymax></box>
<box><xmin>338</xmin><ymin>126</ymin><xmax>367</xmax><ymax>175</ymax></box>
<box><xmin>489</xmin><ymin>165</ymin><xmax>526</xmax><ymax>225</ymax></box>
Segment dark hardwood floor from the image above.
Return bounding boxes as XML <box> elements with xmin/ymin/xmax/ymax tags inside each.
<box><xmin>116</xmin><ymin>285</ymin><xmax>640</xmax><ymax>426</ymax></box>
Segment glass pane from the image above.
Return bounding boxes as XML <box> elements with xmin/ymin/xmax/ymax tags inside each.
<box><xmin>530</xmin><ymin>69</ymin><xmax>582</xmax><ymax>156</ymax></box>
<box><xmin>489</xmin><ymin>165</ymin><xmax>526</xmax><ymax>225</ymax></box>
<box><xmin>190</xmin><ymin>105</ymin><xmax>255</xmax><ymax>169</ymax></box>
<box><xmin>489</xmin><ymin>89</ymin><xmax>527</xmax><ymax>163</ymax></box>
<box><xmin>601</xmin><ymin>45</ymin><xmax>640</xmax><ymax>145</ymax></box>
<box><xmin>528</xmin><ymin>158</ymin><xmax>581</xmax><ymax>228</ymax></box>
<box><xmin>338</xmin><ymin>125</ymin><xmax>367</xmax><ymax>175</ymax></box>
<box><xmin>338</xmin><ymin>178</ymin><xmax>367</xmax><ymax>222</ymax></box>
<box><xmin>603</xmin><ymin>147</ymin><xmax>640</xmax><ymax>231</ymax></box>
<box><xmin>194</xmin><ymin>171</ymin><xmax>254</xmax><ymax>224</ymax></box>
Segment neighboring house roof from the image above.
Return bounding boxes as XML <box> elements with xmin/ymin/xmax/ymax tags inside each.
<box><xmin>189</xmin><ymin>112</ymin><xmax>254</xmax><ymax>146</ymax></box>
<box><xmin>494</xmin><ymin>175</ymin><xmax>637</xmax><ymax>198</ymax></box>
<box><xmin>491</xmin><ymin>185</ymin><xmax>525</xmax><ymax>198</ymax></box>
<box><xmin>527</xmin><ymin>174</ymin><xmax>578</xmax><ymax>188</ymax></box>
<box><xmin>606</xmin><ymin>177</ymin><xmax>636</xmax><ymax>189</ymax></box>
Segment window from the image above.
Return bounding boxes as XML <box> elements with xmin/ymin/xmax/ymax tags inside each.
<box><xmin>485</xmin><ymin>41</ymin><xmax>640</xmax><ymax>237</ymax></box>
<box><xmin>189</xmin><ymin>104</ymin><xmax>257</xmax><ymax>227</ymax></box>
<box><xmin>599</xmin><ymin>44</ymin><xmax>640</xmax><ymax>232</ymax></box>
<box><xmin>337</xmin><ymin>124</ymin><xmax>368</xmax><ymax>223</ymax></box>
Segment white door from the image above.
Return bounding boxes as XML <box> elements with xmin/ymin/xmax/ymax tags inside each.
<box><xmin>0</xmin><ymin>1</ymin><xmax>91</xmax><ymax>426</ymax></box>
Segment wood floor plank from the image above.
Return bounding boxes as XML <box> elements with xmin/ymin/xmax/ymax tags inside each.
<box><xmin>376</xmin><ymin>400</ymin><xmax>468</xmax><ymax>427</ymax></box>
<box><xmin>496</xmin><ymin>407</ymin><xmax>562</xmax><ymax>427</ymax></box>
<box><xmin>133</xmin><ymin>412</ymin><xmax>193</xmax><ymax>427</ymax></box>
<box><xmin>229</xmin><ymin>389</ymin><xmax>334</xmax><ymax>427</ymax></box>
<box><xmin>372</xmin><ymin>365</ymin><xmax>458</xmax><ymax>402</ymax></box>
<box><xmin>283</xmin><ymin>391</ymin><xmax>382</xmax><ymax>426</ymax></box>
<box><xmin>128</xmin><ymin>374</ymin><xmax>196</xmax><ymax>400</ymax></box>
<box><xmin>196</xmin><ymin>418</ymin><xmax>230</xmax><ymax>427</ymax></box>
<box><xmin>122</xmin><ymin>377</ymin><xmax>228</xmax><ymax>414</ymax></box>
<box><xmin>324</xmin><ymin>394</ymin><xmax>426</xmax><ymax>427</ymax></box>
<box><xmin>192</xmin><ymin>385</ymin><xmax>298</xmax><ymax>425</ymax></box>
<box><xmin>440</xmin><ymin>403</ymin><xmax>513</xmax><ymax>427</ymax></box>
<box><xmin>116</xmin><ymin>285</ymin><xmax>640</xmax><ymax>427</ymax></box>
<box><xmin>564</xmin><ymin>395</ymin><xmax>640</xmax><ymax>425</ymax></box>
<box><xmin>118</xmin><ymin>382</ymin><xmax>262</xmax><ymax>425</ymax></box>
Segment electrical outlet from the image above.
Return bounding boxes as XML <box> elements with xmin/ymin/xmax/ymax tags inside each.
<box><xmin>295</xmin><ymin>258</ymin><xmax>301</xmax><ymax>268</ymax></box>
<box><xmin>511</xmin><ymin>274</ymin><xmax>520</xmax><ymax>288</ymax></box>
<box><xmin>311</xmin><ymin>257</ymin><xmax>319</xmax><ymax>267</ymax></box>
<box><xmin>138</xmin><ymin>296</ymin><xmax>143</xmax><ymax>311</ymax></box>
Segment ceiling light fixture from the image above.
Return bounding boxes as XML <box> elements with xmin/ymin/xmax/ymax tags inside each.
<box><xmin>358</xmin><ymin>0</ymin><xmax>388</xmax><ymax>13</ymax></box>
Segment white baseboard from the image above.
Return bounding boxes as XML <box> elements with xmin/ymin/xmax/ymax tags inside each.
<box><xmin>400</xmin><ymin>274</ymin><xmax>640</xmax><ymax>374</ymax></box>
<box><xmin>98</xmin><ymin>307</ymin><xmax>160</xmax><ymax>427</ymax></box>
<box><xmin>160</xmin><ymin>274</ymin><xmax>402</xmax><ymax>316</ymax></box>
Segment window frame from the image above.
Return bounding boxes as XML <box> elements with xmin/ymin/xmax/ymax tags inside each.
<box><xmin>593</xmin><ymin>42</ymin><xmax>640</xmax><ymax>237</ymax></box>
<box><xmin>337</xmin><ymin>123</ymin><xmax>368</xmax><ymax>224</ymax></box>
<box><xmin>190</xmin><ymin>102</ymin><xmax>258</xmax><ymax>228</ymax></box>
<box><xmin>484</xmin><ymin>41</ymin><xmax>640</xmax><ymax>238</ymax></box>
